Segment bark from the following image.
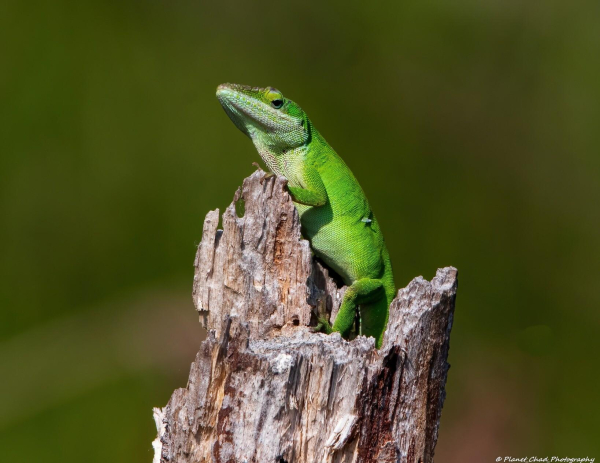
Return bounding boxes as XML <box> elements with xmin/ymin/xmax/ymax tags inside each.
<box><xmin>152</xmin><ymin>170</ymin><xmax>458</xmax><ymax>463</ymax></box>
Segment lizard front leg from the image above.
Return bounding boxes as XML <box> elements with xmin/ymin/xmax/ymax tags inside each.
<box><xmin>286</xmin><ymin>165</ymin><xmax>327</xmax><ymax>207</ymax></box>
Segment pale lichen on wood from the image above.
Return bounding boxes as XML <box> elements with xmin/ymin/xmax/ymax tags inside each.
<box><xmin>153</xmin><ymin>170</ymin><xmax>457</xmax><ymax>463</ymax></box>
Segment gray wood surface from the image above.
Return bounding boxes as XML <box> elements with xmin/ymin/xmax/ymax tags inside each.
<box><xmin>153</xmin><ymin>170</ymin><xmax>457</xmax><ymax>463</ymax></box>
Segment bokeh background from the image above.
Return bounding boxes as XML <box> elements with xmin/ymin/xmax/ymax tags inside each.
<box><xmin>2</xmin><ymin>0</ymin><xmax>599</xmax><ymax>461</ymax></box>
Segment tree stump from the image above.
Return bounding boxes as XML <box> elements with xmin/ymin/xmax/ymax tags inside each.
<box><xmin>152</xmin><ymin>170</ymin><xmax>457</xmax><ymax>463</ymax></box>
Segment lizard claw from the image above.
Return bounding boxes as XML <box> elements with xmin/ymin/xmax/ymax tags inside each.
<box><xmin>312</xmin><ymin>294</ymin><xmax>332</xmax><ymax>334</ymax></box>
<box><xmin>259</xmin><ymin>171</ymin><xmax>275</xmax><ymax>185</ymax></box>
<box><xmin>314</xmin><ymin>317</ymin><xmax>333</xmax><ymax>334</ymax></box>
<box><xmin>252</xmin><ymin>162</ymin><xmax>276</xmax><ymax>184</ymax></box>
<box><xmin>251</xmin><ymin>162</ymin><xmax>274</xmax><ymax>185</ymax></box>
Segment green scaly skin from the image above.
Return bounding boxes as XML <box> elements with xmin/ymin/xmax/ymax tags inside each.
<box><xmin>216</xmin><ymin>83</ymin><xmax>396</xmax><ymax>348</ymax></box>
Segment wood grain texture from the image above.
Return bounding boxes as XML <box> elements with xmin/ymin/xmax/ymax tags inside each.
<box><xmin>153</xmin><ymin>170</ymin><xmax>457</xmax><ymax>463</ymax></box>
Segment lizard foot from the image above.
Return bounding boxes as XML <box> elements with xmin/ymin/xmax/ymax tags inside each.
<box><xmin>312</xmin><ymin>294</ymin><xmax>333</xmax><ymax>334</ymax></box>
<box><xmin>314</xmin><ymin>317</ymin><xmax>333</xmax><ymax>334</ymax></box>
<box><xmin>253</xmin><ymin>162</ymin><xmax>276</xmax><ymax>184</ymax></box>
<box><xmin>261</xmin><ymin>172</ymin><xmax>276</xmax><ymax>184</ymax></box>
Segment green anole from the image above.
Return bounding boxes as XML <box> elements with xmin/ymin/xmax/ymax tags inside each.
<box><xmin>217</xmin><ymin>83</ymin><xmax>396</xmax><ymax>348</ymax></box>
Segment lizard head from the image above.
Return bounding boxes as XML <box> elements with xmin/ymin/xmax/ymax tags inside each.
<box><xmin>216</xmin><ymin>83</ymin><xmax>310</xmax><ymax>163</ymax></box>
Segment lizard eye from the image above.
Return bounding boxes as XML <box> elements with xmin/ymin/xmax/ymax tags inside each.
<box><xmin>265</xmin><ymin>87</ymin><xmax>284</xmax><ymax>109</ymax></box>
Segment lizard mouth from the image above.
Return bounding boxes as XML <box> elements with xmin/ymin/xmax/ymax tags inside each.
<box><xmin>217</xmin><ymin>90</ymin><xmax>274</xmax><ymax>132</ymax></box>
<box><xmin>217</xmin><ymin>90</ymin><xmax>253</xmax><ymax>137</ymax></box>
<box><xmin>216</xmin><ymin>84</ymin><xmax>296</xmax><ymax>134</ymax></box>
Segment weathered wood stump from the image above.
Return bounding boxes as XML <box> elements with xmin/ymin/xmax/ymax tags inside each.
<box><xmin>152</xmin><ymin>170</ymin><xmax>457</xmax><ymax>463</ymax></box>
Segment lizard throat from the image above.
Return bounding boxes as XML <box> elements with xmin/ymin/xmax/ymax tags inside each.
<box><xmin>256</xmin><ymin>146</ymin><xmax>280</xmax><ymax>175</ymax></box>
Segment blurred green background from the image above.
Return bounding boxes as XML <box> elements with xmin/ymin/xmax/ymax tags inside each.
<box><xmin>1</xmin><ymin>0</ymin><xmax>599</xmax><ymax>461</ymax></box>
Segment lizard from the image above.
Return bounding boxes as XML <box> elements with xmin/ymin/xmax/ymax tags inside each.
<box><xmin>216</xmin><ymin>83</ymin><xmax>396</xmax><ymax>348</ymax></box>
